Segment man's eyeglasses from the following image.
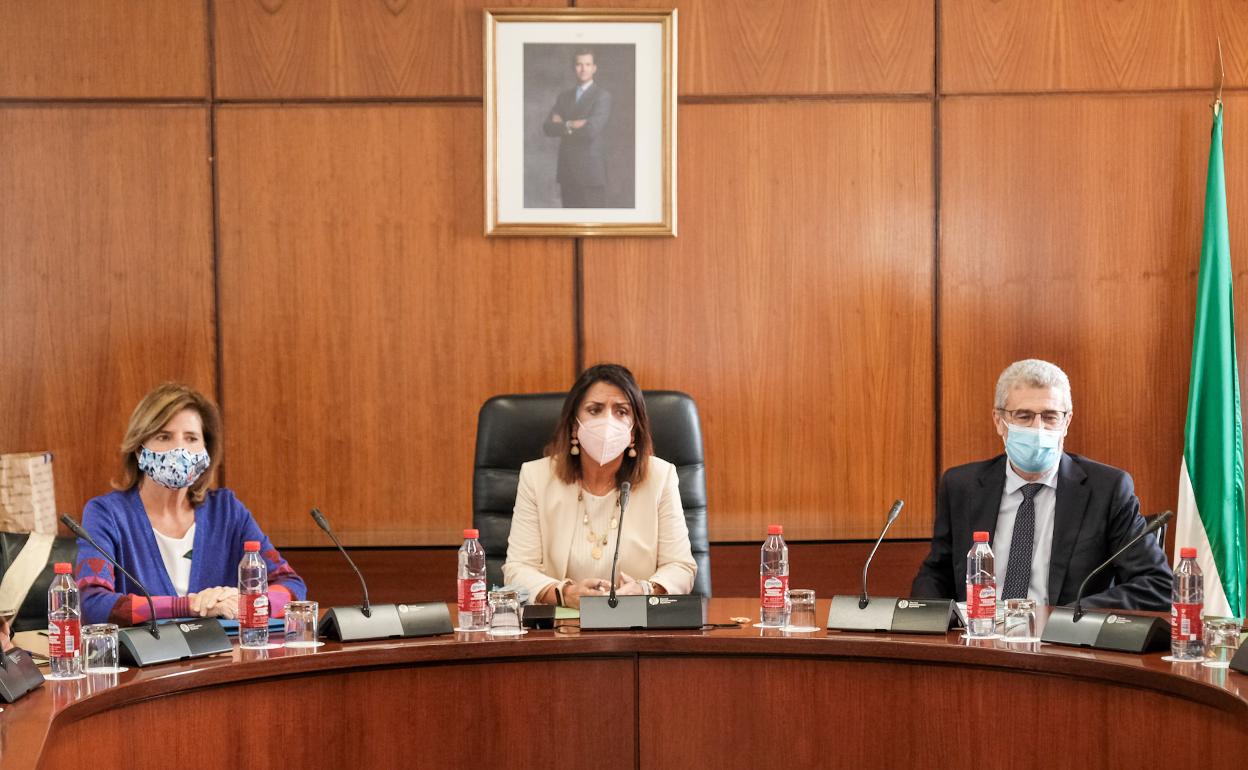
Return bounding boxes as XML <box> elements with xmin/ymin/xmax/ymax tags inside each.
<box><xmin>995</xmin><ymin>408</ymin><xmax>1069</xmax><ymax>429</ymax></box>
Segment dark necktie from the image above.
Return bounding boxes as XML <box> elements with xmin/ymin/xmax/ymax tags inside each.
<box><xmin>1001</xmin><ymin>483</ymin><xmax>1045</xmax><ymax>600</ymax></box>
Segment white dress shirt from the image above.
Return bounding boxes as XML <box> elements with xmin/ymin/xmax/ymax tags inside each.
<box><xmin>993</xmin><ymin>461</ymin><xmax>1059</xmax><ymax>604</ymax></box>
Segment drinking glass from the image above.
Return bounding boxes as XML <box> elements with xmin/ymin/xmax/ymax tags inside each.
<box><xmin>1002</xmin><ymin>599</ymin><xmax>1038</xmax><ymax>643</ymax></box>
<box><xmin>784</xmin><ymin>589</ymin><xmax>818</xmax><ymax>633</ymax></box>
<box><xmin>283</xmin><ymin>601</ymin><xmax>320</xmax><ymax>648</ymax></box>
<box><xmin>1202</xmin><ymin>617</ymin><xmax>1243</xmax><ymax>668</ymax></box>
<box><xmin>82</xmin><ymin>623</ymin><xmax>122</xmax><ymax>673</ymax></box>
<box><xmin>488</xmin><ymin>590</ymin><xmax>524</xmax><ymax>637</ymax></box>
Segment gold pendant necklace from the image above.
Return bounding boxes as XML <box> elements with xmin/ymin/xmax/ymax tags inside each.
<box><xmin>579</xmin><ymin>484</ymin><xmax>620</xmax><ymax>560</ymax></box>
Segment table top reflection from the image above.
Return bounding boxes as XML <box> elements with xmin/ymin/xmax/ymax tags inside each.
<box><xmin>2</xmin><ymin>597</ymin><xmax>1245</xmax><ymax>769</ymax></box>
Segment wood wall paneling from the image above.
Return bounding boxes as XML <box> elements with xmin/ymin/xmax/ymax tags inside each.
<box><xmin>284</xmin><ymin>541</ymin><xmax>933</xmax><ymax>606</ymax></box>
<box><xmin>216</xmin><ymin>104</ymin><xmax>574</xmax><ymax>547</ymax></box>
<box><xmin>583</xmin><ymin>101</ymin><xmax>935</xmax><ymax>542</ymax></box>
<box><xmin>940</xmin><ymin>93</ymin><xmax>1248</xmax><ymax>521</ymax></box>
<box><xmin>0</xmin><ymin>106</ymin><xmax>216</xmax><ymax>519</ymax></box>
<box><xmin>10</xmin><ymin>1</ymin><xmax>1248</xmax><ymax>557</ymax></box>
<box><xmin>0</xmin><ymin>0</ymin><xmax>207</xmax><ymax>98</ymax></box>
<box><xmin>577</xmin><ymin>0</ymin><xmax>934</xmax><ymax>96</ymax></box>
<box><xmin>942</xmin><ymin>0</ymin><xmax>1248</xmax><ymax>94</ymax></box>
<box><xmin>214</xmin><ymin>0</ymin><xmax>569</xmax><ymax>99</ymax></box>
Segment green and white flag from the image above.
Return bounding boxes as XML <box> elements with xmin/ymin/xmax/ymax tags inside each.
<box><xmin>1177</xmin><ymin>105</ymin><xmax>1247</xmax><ymax>618</ymax></box>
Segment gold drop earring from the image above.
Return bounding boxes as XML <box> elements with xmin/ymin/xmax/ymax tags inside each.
<box><xmin>627</xmin><ymin>441</ymin><xmax>637</xmax><ymax>458</ymax></box>
<box><xmin>570</xmin><ymin>434</ymin><xmax>580</xmax><ymax>455</ymax></box>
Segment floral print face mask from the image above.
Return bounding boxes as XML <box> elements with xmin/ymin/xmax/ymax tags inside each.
<box><xmin>138</xmin><ymin>446</ymin><xmax>210</xmax><ymax>490</ymax></box>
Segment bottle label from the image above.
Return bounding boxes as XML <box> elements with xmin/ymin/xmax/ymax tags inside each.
<box><xmin>1171</xmin><ymin>602</ymin><xmax>1203</xmax><ymax>642</ymax></box>
<box><xmin>760</xmin><ymin>575</ymin><xmax>788</xmax><ymax>610</ymax></box>
<box><xmin>48</xmin><ymin>618</ymin><xmax>81</xmax><ymax>658</ymax></box>
<box><xmin>239</xmin><ymin>593</ymin><xmax>270</xmax><ymax>629</ymax></box>
<box><xmin>458</xmin><ymin>578</ymin><xmax>487</xmax><ymax>613</ymax></box>
<box><xmin>966</xmin><ymin>582</ymin><xmax>996</xmax><ymax>620</ymax></box>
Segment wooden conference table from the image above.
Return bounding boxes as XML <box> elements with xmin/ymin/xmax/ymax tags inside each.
<box><xmin>3</xmin><ymin>598</ymin><xmax>1246</xmax><ymax>769</ymax></box>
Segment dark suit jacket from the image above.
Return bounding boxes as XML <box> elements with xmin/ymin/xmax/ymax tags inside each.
<box><xmin>542</xmin><ymin>83</ymin><xmax>612</xmax><ymax>187</ymax></box>
<box><xmin>910</xmin><ymin>453</ymin><xmax>1172</xmax><ymax>610</ymax></box>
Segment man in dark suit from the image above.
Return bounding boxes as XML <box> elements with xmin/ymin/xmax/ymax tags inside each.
<box><xmin>542</xmin><ymin>48</ymin><xmax>612</xmax><ymax>208</ymax></box>
<box><xmin>911</xmin><ymin>359</ymin><xmax>1172</xmax><ymax>610</ymax></box>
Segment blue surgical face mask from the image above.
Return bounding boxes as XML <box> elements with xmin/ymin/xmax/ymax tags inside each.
<box><xmin>138</xmin><ymin>446</ymin><xmax>210</xmax><ymax>490</ymax></box>
<box><xmin>1003</xmin><ymin>423</ymin><xmax>1062</xmax><ymax>474</ymax></box>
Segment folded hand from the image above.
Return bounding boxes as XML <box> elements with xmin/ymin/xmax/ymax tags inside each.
<box><xmin>189</xmin><ymin>586</ymin><xmax>240</xmax><ymax>618</ymax></box>
<box><xmin>614</xmin><ymin>572</ymin><xmax>644</xmax><ymax>596</ymax></box>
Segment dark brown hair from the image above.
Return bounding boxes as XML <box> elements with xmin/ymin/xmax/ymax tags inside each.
<box><xmin>113</xmin><ymin>382</ymin><xmax>222</xmax><ymax>505</ymax></box>
<box><xmin>545</xmin><ymin>363</ymin><xmax>652</xmax><ymax>487</ymax></box>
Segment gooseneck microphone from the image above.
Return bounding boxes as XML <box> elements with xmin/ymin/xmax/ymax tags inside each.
<box><xmin>61</xmin><ymin>513</ymin><xmax>160</xmax><ymax>639</ymax></box>
<box><xmin>311</xmin><ymin>507</ymin><xmax>371</xmax><ymax>618</ymax></box>
<box><xmin>859</xmin><ymin>500</ymin><xmax>904</xmax><ymax>609</ymax></box>
<box><xmin>607</xmin><ymin>481</ymin><xmax>632</xmax><ymax>609</ymax></box>
<box><xmin>1071</xmin><ymin>510</ymin><xmax>1172</xmax><ymax>622</ymax></box>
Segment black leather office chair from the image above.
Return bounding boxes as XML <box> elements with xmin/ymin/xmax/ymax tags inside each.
<box><xmin>472</xmin><ymin>390</ymin><xmax>711</xmax><ymax>597</ymax></box>
<box><xmin>0</xmin><ymin>532</ymin><xmax>78</xmax><ymax>632</ymax></box>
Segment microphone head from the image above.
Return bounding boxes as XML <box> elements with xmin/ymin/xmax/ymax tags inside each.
<box><xmin>310</xmin><ymin>507</ymin><xmax>331</xmax><ymax>531</ymax></box>
<box><xmin>60</xmin><ymin>513</ymin><xmax>85</xmax><ymax>537</ymax></box>
<box><xmin>1143</xmin><ymin>510</ymin><xmax>1174</xmax><ymax>534</ymax></box>
<box><xmin>619</xmin><ymin>481</ymin><xmax>631</xmax><ymax>510</ymax></box>
<box><xmin>887</xmin><ymin>499</ymin><xmax>904</xmax><ymax>522</ymax></box>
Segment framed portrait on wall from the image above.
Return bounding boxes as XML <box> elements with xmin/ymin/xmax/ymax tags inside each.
<box><xmin>484</xmin><ymin>8</ymin><xmax>677</xmax><ymax>237</ymax></box>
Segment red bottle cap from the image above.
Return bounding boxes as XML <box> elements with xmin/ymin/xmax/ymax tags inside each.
<box><xmin>767</xmin><ymin>525</ymin><xmax>783</xmax><ymax>535</ymax></box>
<box><xmin>464</xmin><ymin>528</ymin><xmax>479</xmax><ymax>539</ymax></box>
<box><xmin>53</xmin><ymin>562</ymin><xmax>72</xmax><ymax>574</ymax></box>
<box><xmin>244</xmin><ymin>541</ymin><xmax>260</xmax><ymax>552</ymax></box>
<box><xmin>973</xmin><ymin>531</ymin><xmax>990</xmax><ymax>543</ymax></box>
<box><xmin>1180</xmin><ymin>547</ymin><xmax>1197</xmax><ymax>559</ymax></box>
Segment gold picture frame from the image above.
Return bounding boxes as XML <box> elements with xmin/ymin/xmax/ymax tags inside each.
<box><xmin>484</xmin><ymin>8</ymin><xmax>677</xmax><ymax>237</ymax></box>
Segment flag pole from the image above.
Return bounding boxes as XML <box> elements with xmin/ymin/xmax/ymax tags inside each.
<box><xmin>1213</xmin><ymin>36</ymin><xmax>1224</xmax><ymax>117</ymax></box>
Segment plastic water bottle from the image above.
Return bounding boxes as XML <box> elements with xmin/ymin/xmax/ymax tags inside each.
<box><xmin>1171</xmin><ymin>547</ymin><xmax>1204</xmax><ymax>660</ymax></box>
<box><xmin>47</xmin><ymin>562</ymin><xmax>82</xmax><ymax>678</ymax></box>
<box><xmin>238</xmin><ymin>540</ymin><xmax>270</xmax><ymax>648</ymax></box>
<box><xmin>457</xmin><ymin>528</ymin><xmax>488</xmax><ymax>630</ymax></box>
<box><xmin>760</xmin><ymin>524</ymin><xmax>789</xmax><ymax>627</ymax></box>
<box><xmin>965</xmin><ymin>531</ymin><xmax>996</xmax><ymax>638</ymax></box>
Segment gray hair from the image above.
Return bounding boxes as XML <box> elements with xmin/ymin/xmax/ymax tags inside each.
<box><xmin>994</xmin><ymin>359</ymin><xmax>1073</xmax><ymax>411</ymax></box>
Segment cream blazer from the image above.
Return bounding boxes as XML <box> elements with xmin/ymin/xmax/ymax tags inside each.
<box><xmin>502</xmin><ymin>455</ymin><xmax>697</xmax><ymax>601</ymax></box>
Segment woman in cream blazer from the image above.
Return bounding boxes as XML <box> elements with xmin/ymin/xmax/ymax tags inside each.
<box><xmin>502</xmin><ymin>364</ymin><xmax>696</xmax><ymax>608</ymax></box>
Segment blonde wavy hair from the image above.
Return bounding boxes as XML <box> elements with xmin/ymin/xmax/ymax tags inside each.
<box><xmin>114</xmin><ymin>383</ymin><xmax>222</xmax><ymax>505</ymax></box>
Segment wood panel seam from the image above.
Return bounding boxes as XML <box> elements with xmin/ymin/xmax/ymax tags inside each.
<box><xmin>942</xmin><ymin>87</ymin><xmax>1248</xmax><ymax>100</ymax></box>
<box><xmin>207</xmin><ymin>0</ymin><xmax>226</xmax><ymax>487</ymax></box>
<box><xmin>932</xmin><ymin>0</ymin><xmax>944</xmax><ymax>498</ymax></box>
<box><xmin>574</xmin><ymin>240</ymin><xmax>584</xmax><ymax>377</ymax></box>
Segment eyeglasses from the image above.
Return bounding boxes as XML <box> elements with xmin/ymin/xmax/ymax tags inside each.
<box><xmin>995</xmin><ymin>408</ymin><xmax>1069</xmax><ymax>429</ymax></box>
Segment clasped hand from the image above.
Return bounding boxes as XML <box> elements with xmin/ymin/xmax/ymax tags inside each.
<box><xmin>550</xmin><ymin>115</ymin><xmax>587</xmax><ymax>130</ymax></box>
<box><xmin>561</xmin><ymin>573</ymin><xmax>646</xmax><ymax>608</ymax></box>
<box><xmin>188</xmin><ymin>586</ymin><xmax>239</xmax><ymax>619</ymax></box>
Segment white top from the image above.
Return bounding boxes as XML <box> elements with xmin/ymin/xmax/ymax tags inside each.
<box><xmin>565</xmin><ymin>488</ymin><xmax>619</xmax><ymax>583</ymax></box>
<box><xmin>153</xmin><ymin>523</ymin><xmax>195</xmax><ymax>597</ymax></box>
<box><xmin>993</xmin><ymin>461</ymin><xmax>1059</xmax><ymax>604</ymax></box>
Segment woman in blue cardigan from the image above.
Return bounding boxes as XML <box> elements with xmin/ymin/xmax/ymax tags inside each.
<box><xmin>75</xmin><ymin>383</ymin><xmax>306</xmax><ymax>626</ymax></box>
